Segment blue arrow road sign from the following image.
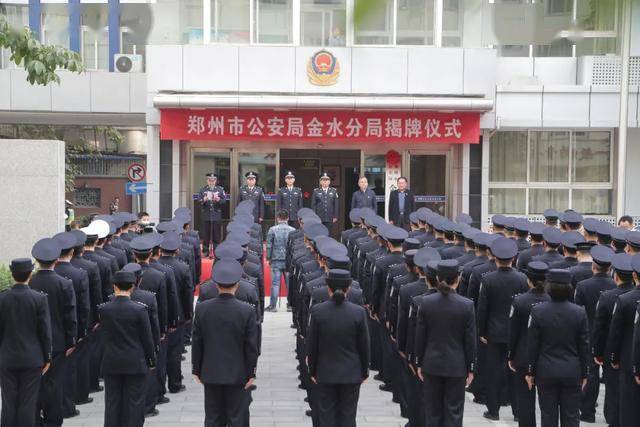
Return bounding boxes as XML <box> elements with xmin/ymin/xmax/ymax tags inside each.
<box><xmin>126</xmin><ymin>182</ymin><xmax>147</xmax><ymax>195</ymax></box>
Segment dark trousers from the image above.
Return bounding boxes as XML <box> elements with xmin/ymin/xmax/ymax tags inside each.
<box><xmin>514</xmin><ymin>367</ymin><xmax>536</xmax><ymax>427</ymax></box>
<box><xmin>580</xmin><ymin>360</ymin><xmax>599</xmax><ymax>419</ymax></box>
<box><xmin>167</xmin><ymin>324</ymin><xmax>185</xmax><ymax>392</ymax></box>
<box><xmin>485</xmin><ymin>342</ymin><xmax>513</xmax><ymax>416</ymax></box>
<box><xmin>423</xmin><ymin>374</ymin><xmax>466</xmax><ymax>427</ymax></box>
<box><xmin>619</xmin><ymin>371</ymin><xmax>640</xmax><ymax>427</ymax></box>
<box><xmin>144</xmin><ymin>366</ymin><xmax>157</xmax><ymax>415</ymax></box>
<box><xmin>62</xmin><ymin>348</ymin><xmax>78</xmax><ymax>417</ymax></box>
<box><xmin>202</xmin><ymin>220</ymin><xmax>222</xmax><ymax>256</ymax></box>
<box><xmin>316</xmin><ymin>383</ymin><xmax>361</xmax><ymax>427</ymax></box>
<box><xmin>469</xmin><ymin>339</ymin><xmax>487</xmax><ymax>402</ymax></box>
<box><xmin>156</xmin><ymin>338</ymin><xmax>169</xmax><ymax>399</ymax></box>
<box><xmin>89</xmin><ymin>329</ymin><xmax>104</xmax><ymax>392</ymax></box>
<box><xmin>104</xmin><ymin>373</ymin><xmax>147</xmax><ymax>427</ymax></box>
<box><xmin>38</xmin><ymin>351</ymin><xmax>65</xmax><ymax>427</ymax></box>
<box><xmin>204</xmin><ymin>384</ymin><xmax>251</xmax><ymax>427</ymax></box>
<box><xmin>0</xmin><ymin>367</ymin><xmax>41</xmax><ymax>427</ymax></box>
<box><xmin>322</xmin><ymin>222</ymin><xmax>336</xmax><ymax>239</ymax></box>
<box><xmin>75</xmin><ymin>339</ymin><xmax>91</xmax><ymax>403</ymax></box>
<box><xmin>406</xmin><ymin>363</ymin><xmax>424</xmax><ymax>427</ymax></box>
<box><xmin>603</xmin><ymin>364</ymin><xmax>620</xmax><ymax>427</ymax></box>
<box><xmin>537</xmin><ymin>380</ymin><xmax>581</xmax><ymax>427</ymax></box>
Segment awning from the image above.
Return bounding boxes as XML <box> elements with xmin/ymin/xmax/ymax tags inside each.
<box><xmin>153</xmin><ymin>93</ymin><xmax>494</xmax><ymax>112</ymax></box>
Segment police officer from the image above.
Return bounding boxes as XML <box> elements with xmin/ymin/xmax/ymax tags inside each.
<box><xmin>531</xmin><ymin>227</ymin><xmax>564</xmax><ymax>266</ymax></box>
<box><xmin>608</xmin><ymin>253</ymin><xmax>640</xmax><ymax>427</ymax></box>
<box><xmin>0</xmin><ymin>258</ymin><xmax>52</xmax><ymax>427</ymax></box>
<box><xmin>415</xmin><ymin>259</ymin><xmax>477</xmax><ymax>427</ymax></box>
<box><xmin>570</xmin><ymin>240</ymin><xmax>597</xmax><ymax>289</ymax></box>
<box><xmin>99</xmin><ymin>270</ymin><xmax>156</xmax><ymax>427</ymax></box>
<box><xmin>573</xmin><ymin>245</ymin><xmax>616</xmax><ymax>422</ymax></box>
<box><xmin>311</xmin><ymin>173</ymin><xmax>339</xmax><ymax>233</ymax></box>
<box><xmin>477</xmin><ymin>237</ymin><xmax>528</xmax><ymax>421</ymax></box>
<box><xmin>192</xmin><ymin>259</ymin><xmax>258</xmax><ymax>426</ymax></box>
<box><xmin>516</xmin><ymin>223</ymin><xmax>546</xmax><ymax>273</ymax></box>
<box><xmin>277</xmin><ymin>170</ymin><xmax>303</xmax><ymax>228</ymax></box>
<box><xmin>549</xmin><ymin>232</ymin><xmax>584</xmax><ymax>269</ymax></box>
<box><xmin>592</xmin><ymin>253</ymin><xmax>636</xmax><ymax>427</ymax></box>
<box><xmin>30</xmin><ymin>238</ymin><xmax>77</xmax><ymax>427</ymax></box>
<box><xmin>508</xmin><ymin>261</ymin><xmax>550</xmax><ymax>427</ymax></box>
<box><xmin>306</xmin><ymin>269</ymin><xmax>370</xmax><ymax>427</ymax></box>
<box><xmin>238</xmin><ymin>171</ymin><xmax>265</xmax><ymax>224</ymax></box>
<box><xmin>526</xmin><ymin>269</ymin><xmax>590</xmax><ymax>427</ymax></box>
<box><xmin>543</xmin><ymin>208</ymin><xmax>560</xmax><ymax>227</ymax></box>
<box><xmin>350</xmin><ymin>176</ymin><xmax>377</xmax><ymax>211</ymax></box>
<box><xmin>199</xmin><ymin>172</ymin><xmax>227</xmax><ymax>257</ymax></box>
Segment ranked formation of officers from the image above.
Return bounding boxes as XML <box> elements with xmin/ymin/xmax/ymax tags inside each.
<box><xmin>4</xmin><ymin>167</ymin><xmax>640</xmax><ymax>427</ymax></box>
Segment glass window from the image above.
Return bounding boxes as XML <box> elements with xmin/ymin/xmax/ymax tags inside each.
<box><xmin>354</xmin><ymin>0</ymin><xmax>393</xmax><ymax>45</ymax></box>
<box><xmin>573</xmin><ymin>132</ymin><xmax>610</xmax><ymax>183</ymax></box>
<box><xmin>301</xmin><ymin>0</ymin><xmax>346</xmax><ymax>46</ymax></box>
<box><xmin>396</xmin><ymin>0</ymin><xmax>434</xmax><ymax>45</ymax></box>
<box><xmin>254</xmin><ymin>0</ymin><xmax>293</xmax><ymax>44</ymax></box>
<box><xmin>572</xmin><ymin>189</ymin><xmax>612</xmax><ymax>215</ymax></box>
<box><xmin>489</xmin><ymin>131</ymin><xmax>527</xmax><ymax>182</ymax></box>
<box><xmin>410</xmin><ymin>154</ymin><xmax>447</xmax><ymax>215</ymax></box>
<box><xmin>1</xmin><ymin>3</ymin><xmax>29</xmax><ymax>68</ymax></box>
<box><xmin>489</xmin><ymin>188</ymin><xmax>526</xmax><ymax>214</ymax></box>
<box><xmin>529</xmin><ymin>131</ymin><xmax>570</xmax><ymax>182</ymax></box>
<box><xmin>528</xmin><ymin>188</ymin><xmax>569</xmax><ymax>214</ymax></box>
<box><xmin>144</xmin><ymin>0</ymin><xmax>202</xmax><ymax>44</ymax></box>
<box><xmin>41</xmin><ymin>4</ymin><xmax>70</xmax><ymax>48</ymax></box>
<box><xmin>81</xmin><ymin>4</ymin><xmax>109</xmax><ymax>70</ymax></box>
<box><xmin>576</xmin><ymin>0</ymin><xmax>617</xmax><ymax>32</ymax></box>
<box><xmin>442</xmin><ymin>0</ymin><xmax>461</xmax><ymax>46</ymax></box>
<box><xmin>120</xmin><ymin>4</ymin><xmax>152</xmax><ymax>57</ymax></box>
<box><xmin>75</xmin><ymin>188</ymin><xmax>101</xmax><ymax>208</ymax></box>
<box><xmin>211</xmin><ymin>0</ymin><xmax>250</xmax><ymax>43</ymax></box>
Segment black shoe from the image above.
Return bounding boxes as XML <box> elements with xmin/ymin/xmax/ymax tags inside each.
<box><xmin>184</xmin><ymin>340</ymin><xmax>192</xmax><ymax>346</ymax></box>
<box><xmin>392</xmin><ymin>396</ymin><xmax>400</xmax><ymax>404</ymax></box>
<box><xmin>304</xmin><ymin>397</ymin><xmax>309</xmax><ymax>403</ymax></box>
<box><xmin>287</xmin><ymin>306</ymin><xmax>292</xmax><ymax>312</ymax></box>
<box><xmin>305</xmin><ymin>410</ymin><xmax>313</xmax><ymax>417</ymax></box>
<box><xmin>483</xmin><ymin>411</ymin><xmax>499</xmax><ymax>421</ymax></box>
<box><xmin>290</xmin><ymin>324</ymin><xmax>296</xmax><ymax>329</ymax></box>
<box><xmin>169</xmin><ymin>385</ymin><xmax>186</xmax><ymax>393</ymax></box>
<box><xmin>76</xmin><ymin>397</ymin><xmax>93</xmax><ymax>405</ymax></box>
<box><xmin>580</xmin><ymin>414</ymin><xmax>596</xmax><ymax>423</ymax></box>
<box><xmin>379</xmin><ymin>383</ymin><xmax>393</xmax><ymax>392</ymax></box>
<box><xmin>514</xmin><ymin>416</ymin><xmax>519</xmax><ymax>422</ymax></box>
<box><xmin>472</xmin><ymin>396</ymin><xmax>486</xmax><ymax>404</ymax></box>
<box><xmin>374</xmin><ymin>373</ymin><xmax>384</xmax><ymax>381</ymax></box>
<box><xmin>90</xmin><ymin>385</ymin><xmax>104</xmax><ymax>393</ymax></box>
<box><xmin>157</xmin><ymin>396</ymin><xmax>170</xmax><ymax>405</ymax></box>
<box><xmin>298</xmin><ymin>384</ymin><xmax>307</xmax><ymax>390</ymax></box>
<box><xmin>65</xmin><ymin>409</ymin><xmax>80</xmax><ymax>418</ymax></box>
<box><xmin>145</xmin><ymin>409</ymin><xmax>160</xmax><ymax>418</ymax></box>
<box><xmin>248</xmin><ymin>384</ymin><xmax>257</xmax><ymax>391</ymax></box>
<box><xmin>181</xmin><ymin>356</ymin><xmax>186</xmax><ymax>361</ymax></box>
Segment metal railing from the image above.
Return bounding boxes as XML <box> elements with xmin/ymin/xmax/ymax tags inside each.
<box><xmin>70</xmin><ymin>154</ymin><xmax>146</xmax><ymax>178</ymax></box>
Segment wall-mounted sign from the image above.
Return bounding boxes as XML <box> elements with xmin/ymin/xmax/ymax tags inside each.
<box><xmin>307</xmin><ymin>50</ymin><xmax>340</xmax><ymax>86</ymax></box>
<box><xmin>161</xmin><ymin>109</ymin><xmax>480</xmax><ymax>144</ymax></box>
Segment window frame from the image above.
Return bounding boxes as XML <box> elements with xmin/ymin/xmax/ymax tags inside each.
<box><xmin>488</xmin><ymin>129</ymin><xmax>614</xmax><ymax>215</ymax></box>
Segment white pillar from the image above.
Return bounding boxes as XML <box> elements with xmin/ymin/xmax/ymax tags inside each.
<box><xmin>481</xmin><ymin>130</ymin><xmax>491</xmax><ymax>232</ymax></box>
<box><xmin>616</xmin><ymin>0</ymin><xmax>632</xmax><ymax>219</ymax></box>
<box><xmin>462</xmin><ymin>143</ymin><xmax>470</xmax><ymax>213</ymax></box>
<box><xmin>171</xmin><ymin>140</ymin><xmax>180</xmax><ymax>214</ymax></box>
<box><xmin>146</xmin><ymin>125</ymin><xmax>160</xmax><ymax>223</ymax></box>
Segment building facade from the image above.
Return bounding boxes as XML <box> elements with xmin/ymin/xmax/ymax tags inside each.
<box><xmin>2</xmin><ymin>0</ymin><xmax>639</xmax><ymax>230</ymax></box>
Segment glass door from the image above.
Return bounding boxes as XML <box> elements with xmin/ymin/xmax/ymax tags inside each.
<box><xmin>236</xmin><ymin>150</ymin><xmax>278</xmax><ymax>236</ymax></box>
<box><xmin>409</xmin><ymin>153</ymin><xmax>449</xmax><ymax>217</ymax></box>
<box><xmin>191</xmin><ymin>149</ymin><xmax>232</xmax><ymax>234</ymax></box>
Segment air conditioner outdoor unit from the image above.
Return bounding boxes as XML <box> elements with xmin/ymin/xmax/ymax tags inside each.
<box><xmin>114</xmin><ymin>54</ymin><xmax>143</xmax><ymax>73</ymax></box>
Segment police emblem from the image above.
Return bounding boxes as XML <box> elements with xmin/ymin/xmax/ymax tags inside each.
<box><xmin>307</xmin><ymin>50</ymin><xmax>340</xmax><ymax>86</ymax></box>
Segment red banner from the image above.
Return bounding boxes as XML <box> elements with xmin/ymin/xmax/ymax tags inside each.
<box><xmin>160</xmin><ymin>109</ymin><xmax>480</xmax><ymax>144</ymax></box>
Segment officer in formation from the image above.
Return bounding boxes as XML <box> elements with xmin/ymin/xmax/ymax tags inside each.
<box><xmin>311</xmin><ymin>172</ymin><xmax>339</xmax><ymax>233</ymax></box>
<box><xmin>237</xmin><ymin>171</ymin><xmax>265</xmax><ymax>224</ymax></box>
<box><xmin>277</xmin><ymin>170</ymin><xmax>304</xmax><ymax>228</ymax></box>
<box><xmin>350</xmin><ymin>176</ymin><xmax>377</xmax><ymax>211</ymax></box>
<box><xmin>198</xmin><ymin>172</ymin><xmax>227</xmax><ymax>257</ymax></box>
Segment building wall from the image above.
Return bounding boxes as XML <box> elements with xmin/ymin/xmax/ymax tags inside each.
<box><xmin>70</xmin><ymin>177</ymin><xmax>133</xmax><ymax>220</ymax></box>
<box><xmin>0</xmin><ymin>139</ymin><xmax>65</xmax><ymax>266</ymax></box>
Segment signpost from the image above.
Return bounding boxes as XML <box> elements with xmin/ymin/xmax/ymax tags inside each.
<box><xmin>127</xmin><ymin>163</ymin><xmax>146</xmax><ymax>182</ymax></box>
<box><xmin>126</xmin><ymin>182</ymin><xmax>147</xmax><ymax>195</ymax></box>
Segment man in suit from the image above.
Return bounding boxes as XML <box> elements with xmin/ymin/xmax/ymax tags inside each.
<box><xmin>388</xmin><ymin>177</ymin><xmax>415</xmax><ymax>231</ymax></box>
<box><xmin>0</xmin><ymin>258</ymin><xmax>52</xmax><ymax>427</ymax></box>
<box><xmin>192</xmin><ymin>259</ymin><xmax>259</xmax><ymax>426</ymax></box>
<box><xmin>350</xmin><ymin>176</ymin><xmax>377</xmax><ymax>211</ymax></box>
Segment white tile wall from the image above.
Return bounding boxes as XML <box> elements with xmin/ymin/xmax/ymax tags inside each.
<box><xmin>351</xmin><ymin>48</ymin><xmax>408</xmax><ymax>94</ymax></box>
<box><xmin>183</xmin><ymin>45</ymin><xmax>239</xmax><ymax>92</ymax></box>
<box><xmin>51</xmin><ymin>71</ymin><xmax>91</xmax><ymax>112</ymax></box>
<box><xmin>10</xmin><ymin>69</ymin><xmax>51</xmax><ymax>111</ymax></box>
<box><xmin>407</xmin><ymin>48</ymin><xmax>463</xmax><ymax>94</ymax></box>
<box><xmin>238</xmin><ymin>46</ymin><xmax>295</xmax><ymax>93</ymax></box>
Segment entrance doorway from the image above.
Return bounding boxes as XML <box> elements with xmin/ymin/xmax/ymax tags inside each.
<box><xmin>280</xmin><ymin>149</ymin><xmax>360</xmax><ymax>233</ymax></box>
<box><xmin>409</xmin><ymin>153</ymin><xmax>448</xmax><ymax>217</ymax></box>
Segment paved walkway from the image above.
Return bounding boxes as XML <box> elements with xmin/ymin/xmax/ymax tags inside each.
<box><xmin>65</xmin><ymin>299</ymin><xmax>608</xmax><ymax>426</ymax></box>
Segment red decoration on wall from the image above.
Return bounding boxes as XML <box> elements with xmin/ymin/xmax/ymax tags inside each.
<box><xmin>386</xmin><ymin>150</ymin><xmax>402</xmax><ymax>168</ymax></box>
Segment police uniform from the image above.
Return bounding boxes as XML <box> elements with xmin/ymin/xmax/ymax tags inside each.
<box><xmin>30</xmin><ymin>238</ymin><xmax>77</xmax><ymax>427</ymax></box>
<box><xmin>311</xmin><ymin>173</ymin><xmax>339</xmax><ymax>232</ymax></box>
<box><xmin>0</xmin><ymin>258</ymin><xmax>52</xmax><ymax>427</ymax></box>
<box><xmin>415</xmin><ymin>260</ymin><xmax>476</xmax><ymax>427</ymax></box>
<box><xmin>237</xmin><ymin>171</ymin><xmax>265</xmax><ymax>223</ymax></box>
<box><xmin>531</xmin><ymin>227</ymin><xmax>564</xmax><ymax>266</ymax></box>
<box><xmin>507</xmin><ymin>261</ymin><xmax>551</xmax><ymax>427</ymax></box>
<box><xmin>569</xmin><ymin>240</ymin><xmax>597</xmax><ymax>289</ymax></box>
<box><xmin>198</xmin><ymin>173</ymin><xmax>227</xmax><ymax>256</ymax></box>
<box><xmin>192</xmin><ymin>259</ymin><xmax>258</xmax><ymax>426</ymax></box>
<box><xmin>527</xmin><ymin>269</ymin><xmax>590</xmax><ymax>427</ymax></box>
<box><xmin>515</xmin><ymin>223</ymin><xmax>546</xmax><ymax>273</ymax></box>
<box><xmin>477</xmin><ymin>237</ymin><xmax>528</xmax><ymax>420</ymax></box>
<box><xmin>99</xmin><ymin>271</ymin><xmax>156</xmax><ymax>427</ymax></box>
<box><xmin>277</xmin><ymin>171</ymin><xmax>303</xmax><ymax>228</ymax></box>
<box><xmin>306</xmin><ymin>269</ymin><xmax>370</xmax><ymax>427</ymax></box>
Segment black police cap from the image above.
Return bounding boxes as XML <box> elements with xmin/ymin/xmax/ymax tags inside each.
<box><xmin>214</xmin><ymin>243</ymin><xmax>245</xmax><ymax>262</ymax></box>
<box><xmin>425</xmin><ymin>260</ymin><xmax>439</xmax><ymax>279</ymax></box>
<box><xmin>611</xmin><ymin>227</ymin><xmax>629</xmax><ymax>244</ymax></box>
<box><xmin>244</xmin><ymin>171</ymin><xmax>258</xmax><ymax>179</ymax></box>
<box><xmin>318</xmin><ymin>241</ymin><xmax>348</xmax><ymax>258</ymax></box>
<box><xmin>414</xmin><ymin>247</ymin><xmax>442</xmax><ymax>269</ymax></box>
<box><xmin>409</xmin><ymin>212</ymin><xmax>420</xmax><ymax>225</ymax></box>
<box><xmin>303</xmin><ymin>223</ymin><xmax>329</xmax><ymax>239</ymax></box>
<box><xmin>156</xmin><ymin>221</ymin><xmax>178</xmax><ymax>234</ymax></box>
<box><xmin>404</xmin><ymin>249</ymin><xmax>417</xmax><ymax>263</ymax></box>
<box><xmin>513</xmin><ymin>218</ymin><xmax>530</xmax><ymax>233</ymax></box>
<box><xmin>474</xmin><ymin>232</ymin><xmax>499</xmax><ymax>249</ymax></box>
<box><xmin>284</xmin><ymin>170</ymin><xmax>295</xmax><ymax>178</ymax></box>
<box><xmin>70</xmin><ymin>230</ymin><xmax>87</xmax><ymax>248</ymax></box>
<box><xmin>326</xmin><ymin>254</ymin><xmax>351</xmax><ymax>270</ymax></box>
<box><xmin>583</xmin><ymin>218</ymin><xmax>600</xmax><ymax>234</ymax></box>
<box><xmin>490</xmin><ymin>237</ymin><xmax>518</xmax><ymax>260</ymax></box>
<box><xmin>528</xmin><ymin>223</ymin><xmax>546</xmax><ymax>237</ymax></box>
<box><xmin>403</xmin><ymin>238</ymin><xmax>421</xmax><ymax>251</ymax></box>
<box><xmin>590</xmin><ymin>245</ymin><xmax>614</xmax><ymax>266</ymax></box>
<box><xmin>174</xmin><ymin>207</ymin><xmax>192</xmax><ymax>216</ymax></box>
<box><xmin>596</xmin><ymin>222</ymin><xmax>614</xmax><ymax>240</ymax></box>
<box><xmin>491</xmin><ymin>214</ymin><xmax>507</xmax><ymax>228</ymax></box>
<box><xmin>212</xmin><ymin>259</ymin><xmax>243</xmax><ymax>287</ymax></box>
<box><xmin>114</xmin><ymin>271</ymin><xmax>136</xmax><ymax>285</ymax></box>
<box><xmin>107</xmin><ymin>222</ymin><xmax>117</xmax><ymax>237</ymax></box>
<box><xmin>349</xmin><ymin>208</ymin><xmax>362</xmax><ymax>224</ymax></box>
<box><xmin>575</xmin><ymin>240</ymin><xmax>597</xmax><ymax>251</ymax></box>
<box><xmin>462</xmin><ymin>227</ymin><xmax>480</xmax><ymax>241</ymax></box>
<box><xmin>129</xmin><ymin>236</ymin><xmax>154</xmax><ymax>253</ymax></box>
<box><xmin>543</xmin><ymin>209</ymin><xmax>560</xmax><ymax>220</ymax></box>
<box><xmin>32</xmin><ymin>238</ymin><xmax>62</xmax><ymax>262</ymax></box>
<box><xmin>380</xmin><ymin>226</ymin><xmax>408</xmax><ymax>244</ymax></box>
<box><xmin>561</xmin><ymin>231</ymin><xmax>585</xmax><ymax>251</ymax></box>
<box><xmin>436</xmin><ymin>259</ymin><xmax>460</xmax><ymax>280</ymax></box>
<box><xmin>612</xmin><ymin>253</ymin><xmax>633</xmax><ymax>274</ymax></box>
<box><xmin>319</xmin><ymin>172</ymin><xmax>331</xmax><ymax>180</ymax></box>
<box><xmin>503</xmin><ymin>217</ymin><xmax>516</xmax><ymax>231</ymax></box>
<box><xmin>10</xmin><ymin>258</ymin><xmax>34</xmax><ymax>273</ymax></box>
<box><xmin>631</xmin><ymin>254</ymin><xmax>640</xmax><ymax>274</ymax></box>
<box><xmin>122</xmin><ymin>263</ymin><xmax>143</xmax><ymax>279</ymax></box>
<box><xmin>547</xmin><ymin>269</ymin><xmax>572</xmax><ymax>284</ymax></box>
<box><xmin>526</xmin><ymin>261</ymin><xmax>549</xmax><ymax>281</ymax></box>
<box><xmin>542</xmin><ymin>227</ymin><xmax>563</xmax><ymax>246</ymax></box>
<box><xmin>226</xmin><ymin>232</ymin><xmax>251</xmax><ymax>247</ymax></box>
<box><xmin>560</xmin><ymin>211</ymin><xmax>583</xmax><ymax>225</ymax></box>
<box><xmin>626</xmin><ymin>231</ymin><xmax>640</xmax><ymax>248</ymax></box>
<box><xmin>297</xmin><ymin>207</ymin><xmax>315</xmax><ymax>218</ymax></box>
<box><xmin>53</xmin><ymin>232</ymin><xmax>78</xmax><ymax>251</ymax></box>
<box><xmin>326</xmin><ymin>269</ymin><xmax>352</xmax><ymax>289</ymax></box>
<box><xmin>159</xmin><ymin>232</ymin><xmax>181</xmax><ymax>251</ymax></box>
<box><xmin>455</xmin><ymin>213</ymin><xmax>473</xmax><ymax>225</ymax></box>
<box><xmin>358</xmin><ymin>207</ymin><xmax>376</xmax><ymax>220</ymax></box>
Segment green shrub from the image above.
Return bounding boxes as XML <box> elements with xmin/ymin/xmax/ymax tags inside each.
<box><xmin>0</xmin><ymin>265</ymin><xmax>12</xmax><ymax>292</ymax></box>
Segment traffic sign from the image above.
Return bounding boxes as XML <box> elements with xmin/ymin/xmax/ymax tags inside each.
<box><xmin>126</xmin><ymin>182</ymin><xmax>147</xmax><ymax>195</ymax></box>
<box><xmin>127</xmin><ymin>163</ymin><xmax>146</xmax><ymax>182</ymax></box>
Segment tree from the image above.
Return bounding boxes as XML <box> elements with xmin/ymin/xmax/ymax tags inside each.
<box><xmin>0</xmin><ymin>16</ymin><xmax>84</xmax><ymax>85</ymax></box>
